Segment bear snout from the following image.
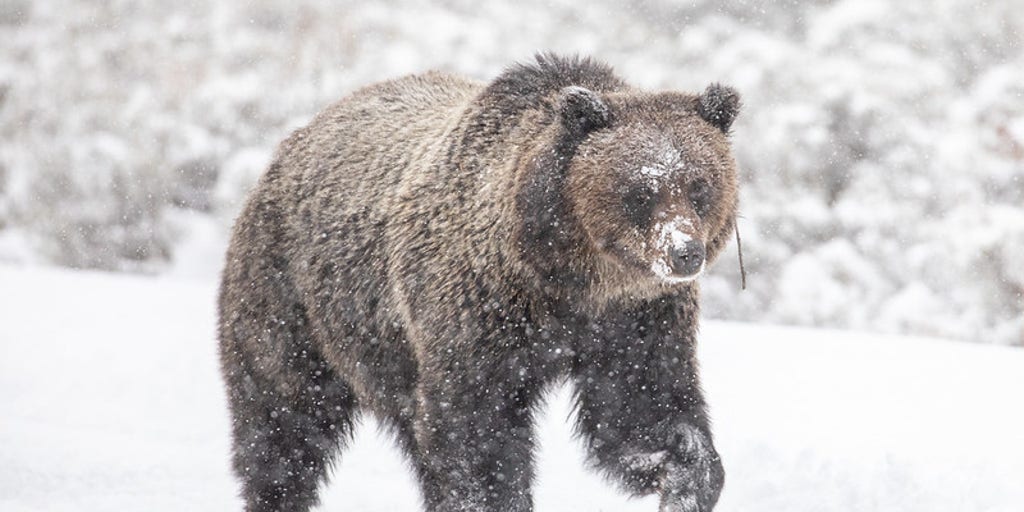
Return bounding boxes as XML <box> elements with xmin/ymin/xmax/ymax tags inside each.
<box><xmin>669</xmin><ymin>239</ymin><xmax>706</xmax><ymax>277</ymax></box>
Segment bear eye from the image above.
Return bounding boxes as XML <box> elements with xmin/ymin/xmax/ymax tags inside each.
<box><xmin>622</xmin><ymin>184</ymin><xmax>658</xmax><ymax>227</ymax></box>
<box><xmin>689</xmin><ymin>179</ymin><xmax>714</xmax><ymax>217</ymax></box>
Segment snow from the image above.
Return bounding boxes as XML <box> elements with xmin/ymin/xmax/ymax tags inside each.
<box><xmin>2</xmin><ymin>265</ymin><xmax>1022</xmax><ymax>511</ymax></box>
<box><xmin>635</xmin><ymin>142</ymin><xmax>681</xmax><ymax>192</ymax></box>
<box><xmin>639</xmin><ymin>165</ymin><xmax>668</xmax><ymax>181</ymax></box>
<box><xmin>651</xmin><ymin>217</ymin><xmax>702</xmax><ymax>283</ymax></box>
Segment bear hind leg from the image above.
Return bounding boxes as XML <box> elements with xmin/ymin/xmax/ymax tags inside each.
<box><xmin>224</xmin><ymin>356</ymin><xmax>359</xmax><ymax>512</ymax></box>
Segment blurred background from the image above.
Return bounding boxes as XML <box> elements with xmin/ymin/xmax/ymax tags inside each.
<box><xmin>1</xmin><ymin>0</ymin><xmax>1022</xmax><ymax>346</ymax></box>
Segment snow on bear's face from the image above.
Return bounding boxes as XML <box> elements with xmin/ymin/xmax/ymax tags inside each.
<box><xmin>567</xmin><ymin>92</ymin><xmax>739</xmax><ymax>286</ymax></box>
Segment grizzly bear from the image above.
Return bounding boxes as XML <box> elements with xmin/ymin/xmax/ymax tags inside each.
<box><xmin>218</xmin><ymin>54</ymin><xmax>741</xmax><ymax>512</ymax></box>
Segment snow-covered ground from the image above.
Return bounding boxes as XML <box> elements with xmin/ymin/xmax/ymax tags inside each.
<box><xmin>1</xmin><ymin>265</ymin><xmax>1022</xmax><ymax>511</ymax></box>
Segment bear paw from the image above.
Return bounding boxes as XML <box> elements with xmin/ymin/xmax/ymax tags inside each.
<box><xmin>657</xmin><ymin>426</ymin><xmax>724</xmax><ymax>512</ymax></box>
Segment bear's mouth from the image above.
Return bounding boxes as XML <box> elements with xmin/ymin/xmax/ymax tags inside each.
<box><xmin>598</xmin><ymin>240</ymin><xmax>704</xmax><ymax>284</ymax></box>
<box><xmin>595</xmin><ymin>238</ymin><xmax>706</xmax><ymax>285</ymax></box>
<box><xmin>651</xmin><ymin>258</ymin><xmax>705</xmax><ymax>284</ymax></box>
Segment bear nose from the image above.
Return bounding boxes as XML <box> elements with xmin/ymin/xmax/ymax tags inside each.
<box><xmin>669</xmin><ymin>240</ymin><xmax>706</xmax><ymax>276</ymax></box>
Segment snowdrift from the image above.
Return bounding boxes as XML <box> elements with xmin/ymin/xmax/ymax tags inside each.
<box><xmin>1</xmin><ymin>265</ymin><xmax>1021</xmax><ymax>511</ymax></box>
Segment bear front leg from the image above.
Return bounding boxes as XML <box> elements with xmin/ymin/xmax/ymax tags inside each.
<box><xmin>572</xmin><ymin>319</ymin><xmax>724</xmax><ymax>511</ymax></box>
<box><xmin>412</xmin><ymin>354</ymin><xmax>539</xmax><ymax>512</ymax></box>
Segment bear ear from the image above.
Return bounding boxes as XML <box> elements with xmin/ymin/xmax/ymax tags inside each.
<box><xmin>696</xmin><ymin>83</ymin><xmax>741</xmax><ymax>133</ymax></box>
<box><xmin>559</xmin><ymin>86</ymin><xmax>611</xmax><ymax>136</ymax></box>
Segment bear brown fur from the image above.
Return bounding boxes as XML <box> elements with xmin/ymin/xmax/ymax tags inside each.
<box><xmin>218</xmin><ymin>53</ymin><xmax>741</xmax><ymax>512</ymax></box>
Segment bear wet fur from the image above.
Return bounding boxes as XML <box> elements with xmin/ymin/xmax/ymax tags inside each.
<box><xmin>218</xmin><ymin>54</ymin><xmax>741</xmax><ymax>512</ymax></box>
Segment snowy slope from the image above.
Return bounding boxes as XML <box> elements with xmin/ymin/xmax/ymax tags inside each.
<box><xmin>1</xmin><ymin>265</ymin><xmax>1022</xmax><ymax>512</ymax></box>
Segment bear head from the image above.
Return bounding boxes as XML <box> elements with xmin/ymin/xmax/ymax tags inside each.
<box><xmin>561</xmin><ymin>84</ymin><xmax>741</xmax><ymax>288</ymax></box>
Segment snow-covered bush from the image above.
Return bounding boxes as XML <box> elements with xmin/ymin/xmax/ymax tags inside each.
<box><xmin>0</xmin><ymin>0</ymin><xmax>1020</xmax><ymax>345</ymax></box>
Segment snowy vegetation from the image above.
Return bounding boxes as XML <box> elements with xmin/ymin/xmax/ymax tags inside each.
<box><xmin>1</xmin><ymin>0</ymin><xmax>1022</xmax><ymax>344</ymax></box>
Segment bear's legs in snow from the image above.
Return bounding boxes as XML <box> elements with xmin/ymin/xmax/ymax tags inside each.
<box><xmin>411</xmin><ymin>353</ymin><xmax>540</xmax><ymax>512</ymax></box>
<box><xmin>570</xmin><ymin>312</ymin><xmax>724</xmax><ymax>512</ymax></box>
<box><xmin>223</xmin><ymin>360</ymin><xmax>358</xmax><ymax>512</ymax></box>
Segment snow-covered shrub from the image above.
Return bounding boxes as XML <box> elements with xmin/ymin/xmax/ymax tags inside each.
<box><xmin>0</xmin><ymin>0</ymin><xmax>1021</xmax><ymax>344</ymax></box>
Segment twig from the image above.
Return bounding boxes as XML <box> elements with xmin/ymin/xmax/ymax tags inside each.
<box><xmin>734</xmin><ymin>217</ymin><xmax>746</xmax><ymax>290</ymax></box>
